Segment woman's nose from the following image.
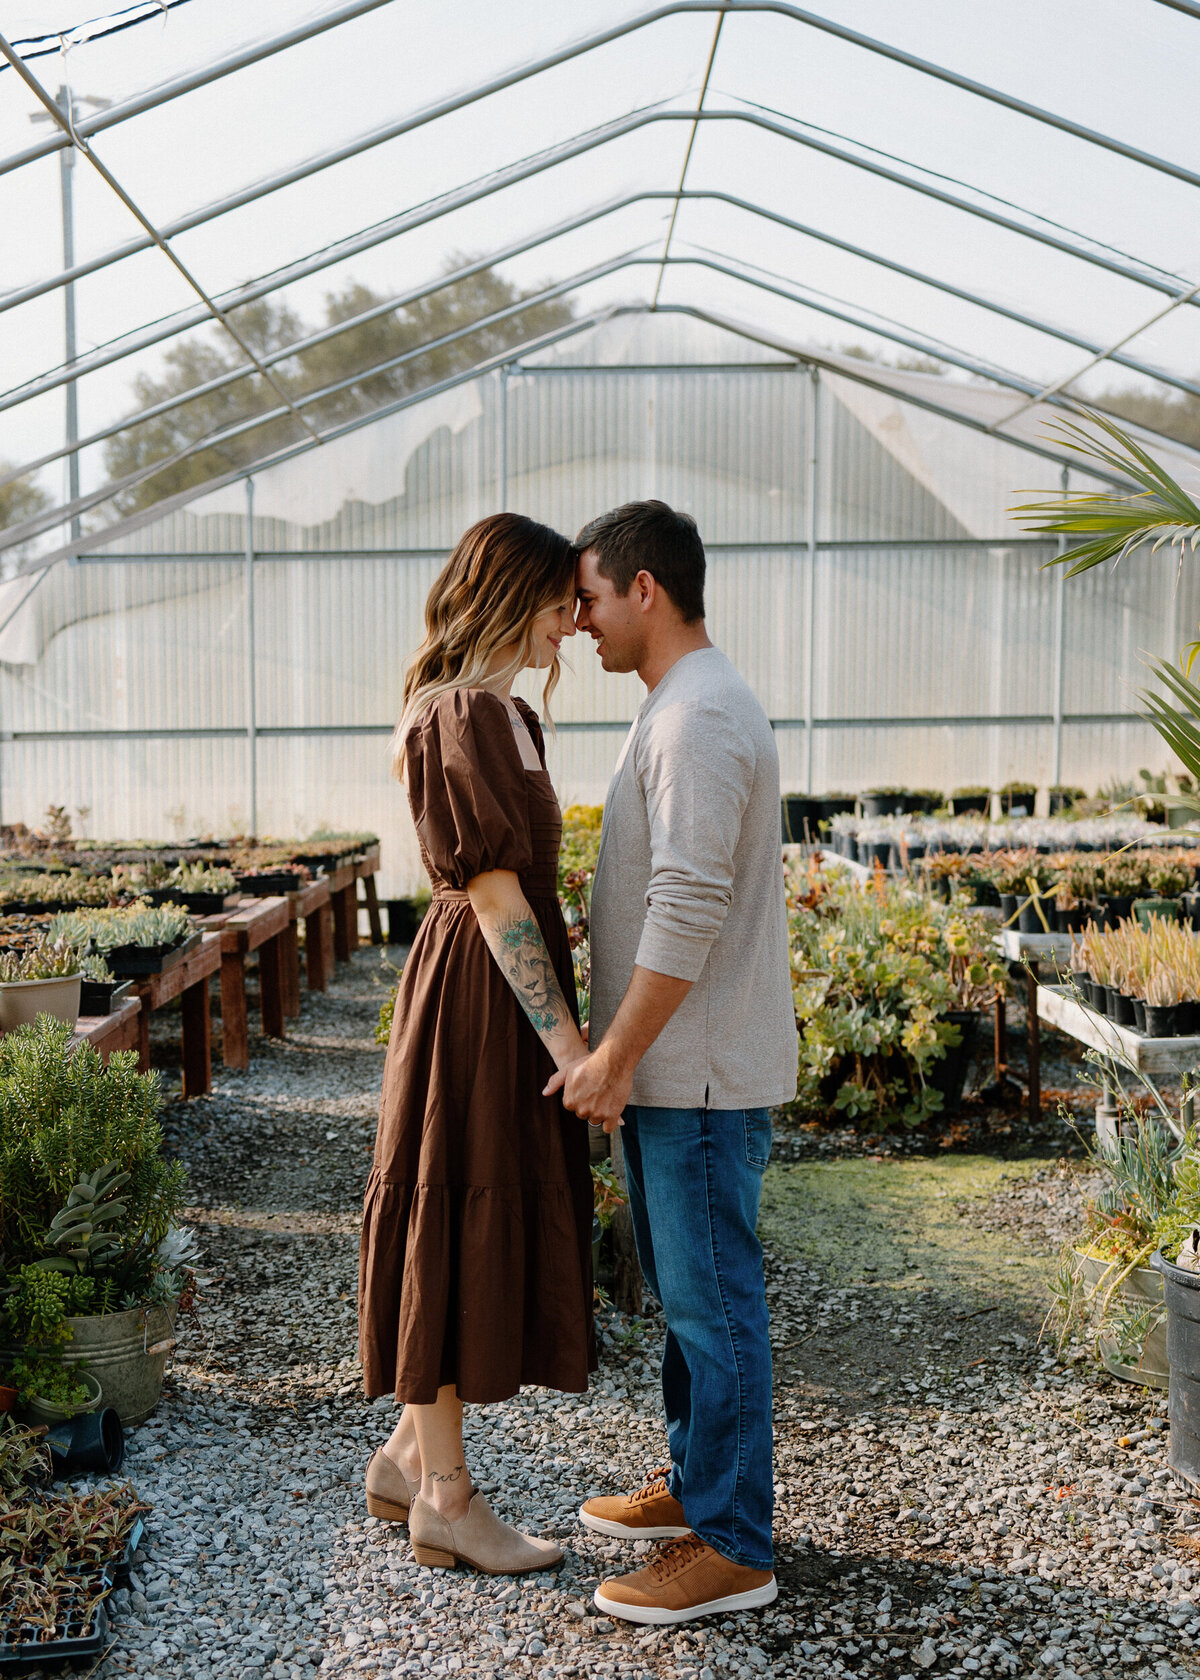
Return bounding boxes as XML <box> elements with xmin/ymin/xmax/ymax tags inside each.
<box><xmin>562</xmin><ymin>611</ymin><xmax>577</xmax><ymax>636</ymax></box>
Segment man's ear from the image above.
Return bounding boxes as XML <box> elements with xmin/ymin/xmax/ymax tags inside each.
<box><xmin>634</xmin><ymin>570</ymin><xmax>656</xmax><ymax>612</ymax></box>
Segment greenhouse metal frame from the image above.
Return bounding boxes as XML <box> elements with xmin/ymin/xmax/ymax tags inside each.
<box><xmin>2</xmin><ymin>1</ymin><xmax>1200</xmax><ymax>885</ymax></box>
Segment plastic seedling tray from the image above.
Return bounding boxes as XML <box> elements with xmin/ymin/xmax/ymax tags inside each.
<box><xmin>236</xmin><ymin>871</ymin><xmax>303</xmax><ymax>894</ymax></box>
<box><xmin>0</xmin><ymin>1565</ymin><xmax>111</xmax><ymax>1667</ymax></box>
<box><xmin>78</xmin><ymin>978</ymin><xmax>134</xmax><ymax>1016</ymax></box>
<box><xmin>146</xmin><ymin>888</ymin><xmax>238</xmax><ymax>914</ymax></box>
<box><xmin>106</xmin><ymin>928</ymin><xmax>201</xmax><ymax>976</ymax></box>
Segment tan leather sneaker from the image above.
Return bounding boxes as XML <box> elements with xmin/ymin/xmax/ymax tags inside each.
<box><xmin>593</xmin><ymin>1534</ymin><xmax>777</xmax><ymax>1626</ymax></box>
<box><xmin>578</xmin><ymin>1466</ymin><xmax>689</xmax><ymax>1540</ymax></box>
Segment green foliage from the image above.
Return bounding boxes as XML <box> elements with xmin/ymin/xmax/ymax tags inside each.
<box><xmin>3</xmin><ymin>1355</ymin><xmax>94</xmax><ymax>1412</ymax></box>
<box><xmin>0</xmin><ymin>462</ymin><xmax>50</xmax><ymax>549</ymax></box>
<box><xmin>590</xmin><ymin>1161</ymin><xmax>627</xmax><ymax>1230</ymax></box>
<box><xmin>0</xmin><ymin>940</ymin><xmax>80</xmax><ymax>982</ymax></box>
<box><xmin>786</xmin><ymin>864</ymin><xmax>1005</xmax><ymax>1131</ymax></box>
<box><xmin>557</xmin><ymin>805</ymin><xmax>602</xmax><ymax>894</ymax></box>
<box><xmin>48</xmin><ymin>903</ymin><xmax>190</xmax><ymax>952</ymax></box>
<box><xmin>0</xmin><ymin>1017</ymin><xmax>185</xmax><ymax>1304</ymax></box>
<box><xmin>103</xmin><ymin>269</ymin><xmax>576</xmax><ymax>515</ymax></box>
<box><xmin>1</xmin><ymin>1267</ymin><xmax>94</xmax><ymax>1347</ymax></box>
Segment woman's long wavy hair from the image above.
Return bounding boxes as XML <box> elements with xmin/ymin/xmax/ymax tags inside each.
<box><xmin>391</xmin><ymin>512</ymin><xmax>577</xmax><ymax>779</ymax></box>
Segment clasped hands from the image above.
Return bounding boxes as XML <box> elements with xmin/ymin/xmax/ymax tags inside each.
<box><xmin>543</xmin><ymin>1028</ymin><xmax>629</xmax><ymax>1134</ymax></box>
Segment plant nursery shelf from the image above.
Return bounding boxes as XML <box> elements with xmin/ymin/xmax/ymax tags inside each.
<box><xmin>1037</xmin><ymin>983</ymin><xmax>1200</xmax><ymax>1080</ymax></box>
<box><xmin>70</xmin><ymin>996</ymin><xmax>141</xmax><ymax>1064</ymax></box>
<box><xmin>287</xmin><ymin>875</ymin><xmax>333</xmax><ymax>1008</ymax></box>
<box><xmin>194</xmin><ymin>896</ymin><xmax>289</xmax><ymax>1071</ymax></box>
<box><xmin>128</xmin><ymin>929</ymin><xmax>222</xmax><ymax>1098</ymax></box>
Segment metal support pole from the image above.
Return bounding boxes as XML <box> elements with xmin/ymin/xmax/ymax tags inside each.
<box><xmin>244</xmin><ymin>477</ymin><xmax>258</xmax><ymax>838</ymax></box>
<box><xmin>803</xmin><ymin>367</ymin><xmax>820</xmax><ymax>794</ymax></box>
<box><xmin>1051</xmin><ymin>466</ymin><xmax>1068</xmax><ymax>789</ymax></box>
<box><xmin>499</xmin><ymin>364</ymin><xmax>509</xmax><ymax>511</ymax></box>
<box><xmin>59</xmin><ymin>90</ymin><xmax>80</xmax><ymax>547</ymax></box>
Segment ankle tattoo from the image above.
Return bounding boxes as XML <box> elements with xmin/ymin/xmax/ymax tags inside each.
<box><xmin>429</xmin><ymin>1465</ymin><xmax>464</xmax><ymax>1484</ymax></box>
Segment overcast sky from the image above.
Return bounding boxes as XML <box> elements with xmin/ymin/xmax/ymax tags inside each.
<box><xmin>3</xmin><ymin>0</ymin><xmax>1200</xmax><ymax>530</ymax></box>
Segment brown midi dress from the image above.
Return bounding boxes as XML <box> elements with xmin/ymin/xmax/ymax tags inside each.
<box><xmin>358</xmin><ymin>687</ymin><xmax>596</xmax><ymax>1404</ymax></box>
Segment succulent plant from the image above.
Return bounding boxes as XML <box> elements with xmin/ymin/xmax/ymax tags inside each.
<box><xmin>0</xmin><ymin>939</ymin><xmax>80</xmax><ymax>983</ymax></box>
<box><xmin>34</xmin><ymin>1161</ymin><xmax>131</xmax><ymax>1277</ymax></box>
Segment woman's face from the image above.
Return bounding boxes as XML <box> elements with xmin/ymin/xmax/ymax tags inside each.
<box><xmin>527</xmin><ymin>596</ymin><xmax>577</xmax><ymax>670</ymax></box>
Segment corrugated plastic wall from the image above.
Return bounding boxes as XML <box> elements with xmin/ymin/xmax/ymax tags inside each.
<box><xmin>6</xmin><ymin>356</ymin><xmax>1195</xmax><ymax>893</ymax></box>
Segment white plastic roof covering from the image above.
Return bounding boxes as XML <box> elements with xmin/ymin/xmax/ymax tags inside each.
<box><xmin>4</xmin><ymin>0</ymin><xmax>1200</xmax><ymax>568</ymax></box>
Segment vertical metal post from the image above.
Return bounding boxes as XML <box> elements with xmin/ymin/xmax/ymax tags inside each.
<box><xmin>1051</xmin><ymin>465</ymin><xmax>1068</xmax><ymax>790</ymax></box>
<box><xmin>59</xmin><ymin>88</ymin><xmax>81</xmax><ymax>546</ymax></box>
<box><xmin>498</xmin><ymin>363</ymin><xmax>509</xmax><ymax>512</ymax></box>
<box><xmin>244</xmin><ymin>476</ymin><xmax>258</xmax><ymax>838</ymax></box>
<box><xmin>803</xmin><ymin>366</ymin><xmax>820</xmax><ymax>794</ymax></box>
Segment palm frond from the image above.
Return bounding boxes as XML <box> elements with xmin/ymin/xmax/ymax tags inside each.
<box><xmin>1011</xmin><ymin>410</ymin><xmax>1200</xmax><ymax>576</ymax></box>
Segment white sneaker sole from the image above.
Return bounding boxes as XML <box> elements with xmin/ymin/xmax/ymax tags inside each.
<box><xmin>578</xmin><ymin>1508</ymin><xmax>690</xmax><ymax>1541</ymax></box>
<box><xmin>593</xmin><ymin>1575</ymin><xmax>778</xmax><ymax>1625</ymax></box>
<box><xmin>574</xmin><ymin>1505</ymin><xmax>685</xmax><ymax>1538</ymax></box>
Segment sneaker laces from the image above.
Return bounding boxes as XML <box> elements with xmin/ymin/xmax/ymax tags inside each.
<box><xmin>647</xmin><ymin>1535</ymin><xmax>707</xmax><ymax>1583</ymax></box>
<box><xmin>630</xmin><ymin>1466</ymin><xmax>673</xmax><ymax>1505</ymax></box>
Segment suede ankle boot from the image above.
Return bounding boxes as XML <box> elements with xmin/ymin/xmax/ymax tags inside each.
<box><xmin>364</xmin><ymin>1447</ymin><xmax>420</xmax><ymax>1523</ymax></box>
<box><xmin>408</xmin><ymin>1491</ymin><xmax>563</xmax><ymax>1574</ymax></box>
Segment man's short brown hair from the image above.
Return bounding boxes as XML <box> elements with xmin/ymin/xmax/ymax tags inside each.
<box><xmin>574</xmin><ymin>500</ymin><xmax>705</xmax><ymax>623</ymax></box>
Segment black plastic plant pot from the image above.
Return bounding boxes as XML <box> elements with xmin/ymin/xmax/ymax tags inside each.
<box><xmin>1143</xmin><ymin>1003</ymin><xmax>1181</xmax><ymax>1038</ymax></box>
<box><xmin>928</xmin><ymin>1010</ymin><xmax>978</xmax><ymax>1112</ymax></box>
<box><xmin>78</xmin><ymin>978</ymin><xmax>133</xmax><ymax>1016</ymax></box>
<box><xmin>950</xmin><ymin>796</ymin><xmax>989</xmax><ymax>816</ymax></box>
<box><xmin>781</xmin><ymin>795</ymin><xmax>817</xmax><ymax>843</ymax></box>
<box><xmin>1109</xmin><ymin>991</ymin><xmax>1137</xmax><ymax>1029</ymax></box>
<box><xmin>1100</xmin><ymin>895</ymin><xmax>1134</xmax><ymax>927</ymax></box>
<box><xmin>998</xmin><ymin>892</ymin><xmax>1018</xmax><ymax>924</ymax></box>
<box><xmin>148</xmin><ymin>888</ymin><xmax>236</xmax><ymax>914</ymax></box>
<box><xmin>1134</xmin><ymin>998</ymin><xmax>1148</xmax><ymax>1034</ymax></box>
<box><xmin>1085</xmin><ymin>979</ymin><xmax>1107</xmax><ymax>1014</ymax></box>
<box><xmin>386</xmin><ymin>898</ymin><xmax>422</xmax><ymax>944</ymax></box>
<box><xmin>864</xmin><ymin>841</ymin><xmax>891</xmax><ymax>869</ymax></box>
<box><xmin>106</xmin><ymin>929</ymin><xmax>200</xmax><ymax>977</ymax></box>
<box><xmin>860</xmin><ymin>794</ymin><xmax>901</xmax><ymax>817</ymax></box>
<box><xmin>819</xmin><ymin>796</ymin><xmax>858</xmax><ymax>820</ymax></box>
<box><xmin>44</xmin><ymin>1405</ymin><xmax>125</xmax><ymax>1476</ymax></box>
<box><xmin>1055</xmin><ymin>907</ymin><xmax>1091</xmax><ymax>933</ymax></box>
<box><xmin>1016</xmin><ymin>896</ymin><xmax>1051</xmax><ymax>934</ymax></box>
<box><xmin>1150</xmin><ymin>1249</ymin><xmax>1200</xmax><ymax>1494</ymax></box>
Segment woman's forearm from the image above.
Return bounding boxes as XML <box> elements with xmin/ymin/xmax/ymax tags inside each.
<box><xmin>468</xmin><ymin>869</ymin><xmax>586</xmax><ymax>1071</ymax></box>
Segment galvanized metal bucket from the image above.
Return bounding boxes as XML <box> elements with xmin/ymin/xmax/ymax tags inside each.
<box><xmin>1150</xmin><ymin>1248</ymin><xmax>1200</xmax><ymax>1494</ymax></box>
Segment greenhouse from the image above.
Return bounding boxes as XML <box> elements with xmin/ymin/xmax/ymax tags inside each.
<box><xmin>3</xmin><ymin>3</ymin><xmax>1200</xmax><ymax>1677</ymax></box>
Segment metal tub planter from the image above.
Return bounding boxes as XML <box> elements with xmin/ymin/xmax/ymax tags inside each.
<box><xmin>2</xmin><ymin>1302</ymin><xmax>176</xmax><ymax>1429</ymax></box>
<box><xmin>1074</xmin><ymin>1250</ymin><xmax>1169</xmax><ymax>1390</ymax></box>
<box><xmin>1151</xmin><ymin>1247</ymin><xmax>1200</xmax><ymax>1493</ymax></box>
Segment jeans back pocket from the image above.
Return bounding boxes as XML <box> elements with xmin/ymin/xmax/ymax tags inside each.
<box><xmin>744</xmin><ymin>1108</ymin><xmax>773</xmax><ymax>1169</ymax></box>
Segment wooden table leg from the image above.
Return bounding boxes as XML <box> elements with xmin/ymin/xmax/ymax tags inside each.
<box><xmin>281</xmin><ymin>921</ymin><xmax>301</xmax><ymax>1018</ymax></box>
<box><xmin>363</xmin><ymin>874</ymin><xmax>384</xmax><ymax>945</ymax></box>
<box><xmin>180</xmin><ymin>976</ymin><xmax>212</xmax><ymax>1098</ymax></box>
<box><xmin>346</xmin><ymin>884</ymin><xmax>360</xmax><ymax>955</ymax></box>
<box><xmin>259</xmin><ymin>933</ymin><xmax>285</xmax><ymax>1040</ymax></box>
<box><xmin>306</xmin><ymin>906</ymin><xmax>330</xmax><ymax>992</ymax></box>
<box><xmin>1025</xmin><ymin>965</ymin><xmax>1041</xmax><ymax>1123</ymax></box>
<box><xmin>332</xmin><ymin>886</ymin><xmax>352</xmax><ymax>962</ymax></box>
<box><xmin>135</xmin><ymin>989</ymin><xmax>151</xmax><ymax>1073</ymax></box>
<box><xmin>321</xmin><ymin>899</ymin><xmax>336</xmax><ymax>978</ymax></box>
<box><xmin>221</xmin><ymin>949</ymin><xmax>250</xmax><ymax>1070</ymax></box>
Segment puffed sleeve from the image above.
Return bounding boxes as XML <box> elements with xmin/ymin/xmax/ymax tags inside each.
<box><xmin>405</xmin><ymin>689</ymin><xmax>534</xmax><ymax>888</ymax></box>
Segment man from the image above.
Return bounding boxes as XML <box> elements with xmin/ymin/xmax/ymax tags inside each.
<box><xmin>545</xmin><ymin>500</ymin><xmax>798</xmax><ymax>1625</ymax></box>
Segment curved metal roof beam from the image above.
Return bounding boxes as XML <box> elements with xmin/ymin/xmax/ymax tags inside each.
<box><xmin>5</xmin><ymin>10</ymin><xmax>1198</xmax><ymax>314</ymax></box>
<box><xmin>6</xmin><ymin>2</ymin><xmax>1196</xmax><ymax>195</ymax></box>
<box><xmin>7</xmin><ymin>184</ymin><xmax>1200</xmax><ymax>499</ymax></box>
<box><xmin>7</xmin><ymin>98</ymin><xmax>1198</xmax><ymax>422</ymax></box>
<box><xmin>2</xmin><ymin>248</ymin><xmax>1132</xmax><ymax>553</ymax></box>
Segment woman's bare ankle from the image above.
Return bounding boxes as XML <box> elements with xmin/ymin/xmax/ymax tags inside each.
<box><xmin>421</xmin><ymin>1465</ymin><xmax>472</xmax><ymax>1521</ymax></box>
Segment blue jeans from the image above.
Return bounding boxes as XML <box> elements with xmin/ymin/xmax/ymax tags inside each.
<box><xmin>620</xmin><ymin>1105</ymin><xmax>774</xmax><ymax>1570</ymax></box>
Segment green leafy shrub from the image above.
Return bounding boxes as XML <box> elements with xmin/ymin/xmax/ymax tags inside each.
<box><xmin>786</xmin><ymin>863</ymin><xmax>1005</xmax><ymax>1130</ymax></box>
<box><xmin>0</xmin><ymin>1017</ymin><xmax>185</xmax><ymax>1308</ymax></box>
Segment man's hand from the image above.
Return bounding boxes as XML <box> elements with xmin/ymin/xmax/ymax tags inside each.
<box><xmin>544</xmin><ymin>1040</ymin><xmax>630</xmax><ymax>1133</ymax></box>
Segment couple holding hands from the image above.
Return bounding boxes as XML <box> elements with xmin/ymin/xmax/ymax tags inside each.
<box><xmin>357</xmin><ymin>500</ymin><xmax>798</xmax><ymax>1626</ymax></box>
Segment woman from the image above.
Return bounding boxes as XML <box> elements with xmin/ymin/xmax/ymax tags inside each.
<box><xmin>359</xmin><ymin>512</ymin><xmax>599</xmax><ymax>1575</ymax></box>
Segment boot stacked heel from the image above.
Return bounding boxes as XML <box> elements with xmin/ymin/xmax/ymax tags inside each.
<box><xmin>411</xmin><ymin>1543</ymin><xmax>457</xmax><ymax>1568</ymax></box>
<box><xmin>366</xmin><ymin>1491</ymin><xmax>411</xmax><ymax>1522</ymax></box>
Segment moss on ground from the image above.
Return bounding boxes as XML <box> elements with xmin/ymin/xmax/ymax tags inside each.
<box><xmin>760</xmin><ymin>1153</ymin><xmax>1060</xmax><ymax>1313</ymax></box>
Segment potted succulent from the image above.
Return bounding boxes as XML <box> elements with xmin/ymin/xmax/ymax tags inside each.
<box><xmin>0</xmin><ymin>938</ymin><xmax>81</xmax><ymax>1032</ymax></box>
<box><xmin>860</xmin><ymin>786</ymin><xmax>910</xmax><ymax>818</ymax></box>
<box><xmin>0</xmin><ymin>1017</ymin><xmax>201</xmax><ymax>1426</ymax></box>
<box><xmin>48</xmin><ymin>903</ymin><xmax>197</xmax><ymax>977</ymax></box>
<box><xmin>950</xmin><ymin>785</ymin><xmax>991</xmax><ymax>817</ymax></box>
<box><xmin>1048</xmin><ymin>784</ymin><xmax>1086</xmax><ymax>815</ymax></box>
<box><xmin>999</xmin><ymin>780</ymin><xmax>1039</xmax><ymax>817</ymax></box>
<box><xmin>5</xmin><ymin>1356</ymin><xmax>102</xmax><ymax>1427</ymax></box>
<box><xmin>1050</xmin><ymin>1115</ymin><xmax>1198</xmax><ymax>1390</ymax></box>
<box><xmin>147</xmin><ymin>861</ymin><xmax>239</xmax><ymax>915</ymax></box>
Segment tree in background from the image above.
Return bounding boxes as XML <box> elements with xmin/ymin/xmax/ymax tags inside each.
<box><xmin>0</xmin><ymin>466</ymin><xmax>51</xmax><ymax>573</ymax></box>
<box><xmin>104</xmin><ymin>262</ymin><xmax>575</xmax><ymax>515</ymax></box>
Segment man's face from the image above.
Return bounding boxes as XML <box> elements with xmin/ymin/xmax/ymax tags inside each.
<box><xmin>574</xmin><ymin>547</ymin><xmax>644</xmax><ymax>673</ymax></box>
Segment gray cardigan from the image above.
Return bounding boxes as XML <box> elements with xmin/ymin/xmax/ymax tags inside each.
<box><xmin>588</xmin><ymin>646</ymin><xmax>799</xmax><ymax>1110</ymax></box>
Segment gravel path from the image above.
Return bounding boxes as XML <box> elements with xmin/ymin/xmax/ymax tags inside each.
<box><xmin>24</xmin><ymin>952</ymin><xmax>1199</xmax><ymax>1680</ymax></box>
